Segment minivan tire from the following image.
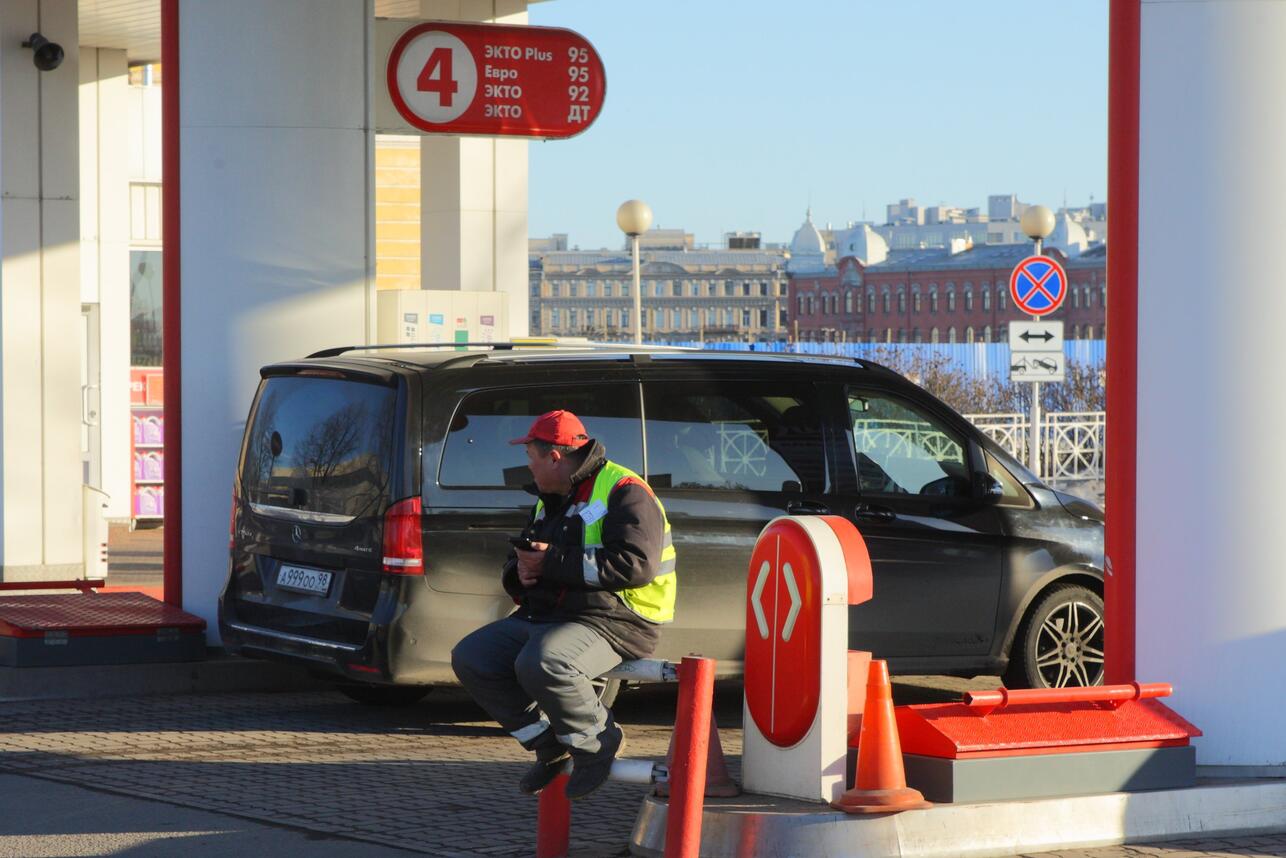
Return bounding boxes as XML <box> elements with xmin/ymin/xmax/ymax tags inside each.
<box><xmin>1004</xmin><ymin>583</ymin><xmax>1105</xmax><ymax>689</ymax></box>
<box><xmin>337</xmin><ymin>683</ymin><xmax>433</xmax><ymax>707</ymax></box>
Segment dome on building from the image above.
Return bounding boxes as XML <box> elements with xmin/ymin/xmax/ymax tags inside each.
<box><xmin>787</xmin><ymin>208</ymin><xmax>827</xmax><ymax>273</ymax></box>
<box><xmin>834</xmin><ymin>223</ymin><xmax>888</xmax><ymax>266</ymax></box>
<box><xmin>1045</xmin><ymin>212</ymin><xmax>1089</xmax><ymax>258</ymax></box>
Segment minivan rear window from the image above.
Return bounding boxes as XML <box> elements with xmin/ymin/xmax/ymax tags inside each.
<box><xmin>241</xmin><ymin>375</ymin><xmax>398</xmax><ymax>521</ymax></box>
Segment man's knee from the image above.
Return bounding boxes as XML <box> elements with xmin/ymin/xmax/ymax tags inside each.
<box><xmin>451</xmin><ymin>627</ymin><xmax>504</xmax><ymax>683</ymax></box>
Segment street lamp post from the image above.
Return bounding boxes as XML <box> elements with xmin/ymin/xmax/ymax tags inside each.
<box><xmin>1019</xmin><ymin>204</ymin><xmax>1056</xmax><ymax>477</ymax></box>
<box><xmin>616</xmin><ymin>200</ymin><xmax>653</xmax><ymax>345</ymax></box>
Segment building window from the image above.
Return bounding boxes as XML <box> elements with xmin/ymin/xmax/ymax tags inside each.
<box><xmin>569</xmin><ymin>283</ymin><xmax>578</xmax><ymax>297</ymax></box>
<box><xmin>621</xmin><ymin>282</ymin><xmax>630</xmax><ymax>297</ymax></box>
<box><xmin>982</xmin><ymin>325</ymin><xmax>991</xmax><ymax>342</ymax></box>
<box><xmin>965</xmin><ymin>287</ymin><xmax>974</xmax><ymax>312</ymax></box>
<box><xmin>1072</xmin><ymin>324</ymin><xmax>1081</xmax><ymax>339</ymax></box>
<box><xmin>551</xmin><ymin>308</ymin><xmax>561</xmax><ymax>328</ymax></box>
<box><xmin>982</xmin><ymin>289</ymin><xmax>991</xmax><ymax>311</ymax></box>
<box><xmin>760</xmin><ymin>282</ymin><xmax>770</xmax><ymax>296</ymax></box>
<box><xmin>897</xmin><ymin>329</ymin><xmax>907</xmax><ymax>343</ymax></box>
<box><xmin>931</xmin><ymin>327</ymin><xmax>940</xmax><ymax>343</ymax></box>
<box><xmin>1086</xmin><ymin>286</ymin><xmax>1095</xmax><ymax>307</ymax></box>
<box><xmin>912</xmin><ymin>288</ymin><xmax>921</xmax><ymax>314</ymax></box>
<box><xmin>929</xmin><ymin>288</ymin><xmax>938</xmax><ymax>314</ymax></box>
<box><xmin>1084</xmin><ymin>324</ymin><xmax>1094</xmax><ymax>339</ymax></box>
<box><xmin>742</xmin><ymin>309</ymin><xmax>752</xmax><ymax>327</ymax></box>
<box><xmin>913</xmin><ymin>328</ymin><xmax>922</xmax><ymax>343</ymax></box>
<box><xmin>586</xmin><ymin>282</ymin><xmax>597</xmax><ymax>298</ymax></box>
<box><xmin>997</xmin><ymin>287</ymin><xmax>1006</xmax><ymax>311</ymax></box>
<box><xmin>808</xmin><ymin>296</ymin><xmax>816</xmax><ymax>315</ymax></box>
<box><xmin>947</xmin><ymin>287</ymin><xmax>956</xmax><ymax>313</ymax></box>
<box><xmin>898</xmin><ymin>287</ymin><xmax>906</xmax><ymax>314</ymax></box>
<box><xmin>947</xmin><ymin>326</ymin><xmax>956</xmax><ymax>344</ymax></box>
<box><xmin>569</xmin><ymin>308</ymin><xmax>580</xmax><ymax>328</ymax></box>
<box><xmin>621</xmin><ymin>309</ymin><xmax>630</xmax><ymax>328</ymax></box>
<box><xmin>845</xmin><ymin>291</ymin><xmax>854</xmax><ymax>314</ymax></box>
<box><xmin>882</xmin><ymin>290</ymin><xmax>891</xmax><ymax>314</ymax></box>
<box><xmin>672</xmin><ymin>282</ymin><xmax>682</xmax><ymax>297</ymax></box>
<box><xmin>965</xmin><ymin>325</ymin><xmax>974</xmax><ymax>343</ymax></box>
<box><xmin>797</xmin><ymin>296</ymin><xmax>806</xmax><ymax>315</ymax></box>
<box><xmin>603</xmin><ymin>282</ymin><xmax>613</xmax><ymax>297</ymax></box>
<box><xmin>1100</xmin><ymin>287</ymin><xmax>1106</xmax><ymax>306</ymax></box>
<box><xmin>530</xmin><ymin>283</ymin><xmax>540</xmax><ymax>297</ymax></box>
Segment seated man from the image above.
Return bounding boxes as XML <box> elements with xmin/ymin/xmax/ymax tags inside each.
<box><xmin>451</xmin><ymin>410</ymin><xmax>677</xmax><ymax>799</ymax></box>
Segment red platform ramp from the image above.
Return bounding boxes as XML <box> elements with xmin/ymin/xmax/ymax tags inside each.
<box><xmin>0</xmin><ymin>592</ymin><xmax>206</xmax><ymax>667</ymax></box>
<box><xmin>889</xmin><ymin>684</ymin><xmax>1202</xmax><ymax>803</ymax></box>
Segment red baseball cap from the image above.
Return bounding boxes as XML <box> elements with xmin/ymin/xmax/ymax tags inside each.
<box><xmin>509</xmin><ymin>410</ymin><xmax>590</xmax><ymax>447</ymax></box>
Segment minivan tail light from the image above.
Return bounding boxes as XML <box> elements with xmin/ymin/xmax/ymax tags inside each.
<box><xmin>383</xmin><ymin>496</ymin><xmax>424</xmax><ymax>574</ymax></box>
<box><xmin>229</xmin><ymin>489</ymin><xmax>239</xmax><ymax>549</ymax></box>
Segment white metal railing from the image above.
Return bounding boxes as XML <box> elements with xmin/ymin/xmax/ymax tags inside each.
<box><xmin>964</xmin><ymin>410</ymin><xmax>1105</xmax><ymax>483</ymax></box>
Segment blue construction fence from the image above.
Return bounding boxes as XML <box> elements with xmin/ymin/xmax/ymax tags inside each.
<box><xmin>663</xmin><ymin>340</ymin><xmax>1106</xmax><ymax>383</ymax></box>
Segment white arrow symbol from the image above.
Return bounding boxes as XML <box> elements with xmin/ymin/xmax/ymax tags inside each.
<box><xmin>751</xmin><ymin>560</ymin><xmax>770</xmax><ymax>639</ymax></box>
<box><xmin>781</xmin><ymin>563</ymin><xmax>801</xmax><ymax>641</ymax></box>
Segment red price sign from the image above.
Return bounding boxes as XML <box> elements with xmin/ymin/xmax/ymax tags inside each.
<box><xmin>386</xmin><ymin>21</ymin><xmax>606</xmax><ymax>139</ymax></box>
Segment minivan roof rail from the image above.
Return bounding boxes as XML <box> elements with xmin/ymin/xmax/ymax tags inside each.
<box><xmin>306</xmin><ymin>340</ymin><xmax>693</xmax><ymax>359</ymax></box>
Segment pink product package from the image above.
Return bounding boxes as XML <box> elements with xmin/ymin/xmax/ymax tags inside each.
<box><xmin>134</xmin><ymin>452</ymin><xmax>164</xmax><ymax>482</ymax></box>
<box><xmin>135</xmin><ymin>487</ymin><xmax>163</xmax><ymax>516</ymax></box>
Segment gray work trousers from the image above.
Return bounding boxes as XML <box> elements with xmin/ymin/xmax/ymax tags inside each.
<box><xmin>451</xmin><ymin>614</ymin><xmax>622</xmax><ymax>754</ymax></box>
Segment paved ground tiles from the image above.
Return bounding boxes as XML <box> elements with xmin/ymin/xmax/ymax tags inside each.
<box><xmin>0</xmin><ymin>687</ymin><xmax>721</xmax><ymax>857</ymax></box>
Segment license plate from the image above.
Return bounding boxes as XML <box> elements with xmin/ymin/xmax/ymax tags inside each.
<box><xmin>276</xmin><ymin>564</ymin><xmax>333</xmax><ymax>596</ymax></box>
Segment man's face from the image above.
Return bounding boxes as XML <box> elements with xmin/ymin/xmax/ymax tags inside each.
<box><xmin>525</xmin><ymin>443</ymin><xmax>564</xmax><ymax>494</ymax></box>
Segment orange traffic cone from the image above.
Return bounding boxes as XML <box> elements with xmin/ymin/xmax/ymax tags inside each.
<box><xmin>831</xmin><ymin>659</ymin><xmax>932</xmax><ymax>814</ymax></box>
<box><xmin>656</xmin><ymin>716</ymin><xmax>740</xmax><ymax>798</ymax></box>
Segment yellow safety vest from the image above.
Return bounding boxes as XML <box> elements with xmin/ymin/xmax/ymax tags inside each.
<box><xmin>534</xmin><ymin>460</ymin><xmax>677</xmax><ymax>624</ymax></box>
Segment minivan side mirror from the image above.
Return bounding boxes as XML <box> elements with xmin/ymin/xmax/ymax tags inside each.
<box><xmin>977</xmin><ymin>474</ymin><xmax>1005</xmax><ymax>501</ymax></box>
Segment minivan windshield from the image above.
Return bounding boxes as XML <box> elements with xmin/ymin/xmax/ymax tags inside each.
<box><xmin>241</xmin><ymin>375</ymin><xmax>398</xmax><ymax>521</ymax></box>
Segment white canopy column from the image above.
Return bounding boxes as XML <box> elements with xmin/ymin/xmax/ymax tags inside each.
<box><xmin>1135</xmin><ymin>0</ymin><xmax>1286</xmax><ymax>771</ymax></box>
<box><xmin>0</xmin><ymin>1</ymin><xmax>83</xmax><ymax>581</ymax></box>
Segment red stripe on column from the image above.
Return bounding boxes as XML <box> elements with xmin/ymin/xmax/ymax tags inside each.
<box><xmin>1105</xmin><ymin>0</ymin><xmax>1140</xmax><ymax>683</ymax></box>
<box><xmin>161</xmin><ymin>0</ymin><xmax>182</xmax><ymax>609</ymax></box>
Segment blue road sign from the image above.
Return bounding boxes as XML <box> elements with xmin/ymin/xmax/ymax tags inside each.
<box><xmin>1008</xmin><ymin>256</ymin><xmax>1068</xmax><ymax>317</ymax></box>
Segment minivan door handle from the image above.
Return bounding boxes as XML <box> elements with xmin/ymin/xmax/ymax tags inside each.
<box><xmin>853</xmin><ymin>503</ymin><xmax>896</xmax><ymax>522</ymax></box>
<box><xmin>786</xmin><ymin>500</ymin><xmax>831</xmax><ymax>516</ymax></box>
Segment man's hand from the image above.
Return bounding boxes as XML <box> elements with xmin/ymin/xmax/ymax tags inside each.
<box><xmin>515</xmin><ymin>542</ymin><xmax>550</xmax><ymax>588</ymax></box>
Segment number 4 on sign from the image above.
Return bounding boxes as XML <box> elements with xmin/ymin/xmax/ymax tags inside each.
<box><xmin>417</xmin><ymin>47</ymin><xmax>458</xmax><ymax>106</ymax></box>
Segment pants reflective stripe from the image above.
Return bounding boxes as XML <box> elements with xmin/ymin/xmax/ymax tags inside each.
<box><xmin>557</xmin><ymin>708</ymin><xmax>608</xmax><ymax>751</ymax></box>
<box><xmin>582</xmin><ymin>548</ymin><xmax>601</xmax><ymax>588</ymax></box>
<box><xmin>511</xmin><ymin>719</ymin><xmax>551</xmax><ymax>744</ymax></box>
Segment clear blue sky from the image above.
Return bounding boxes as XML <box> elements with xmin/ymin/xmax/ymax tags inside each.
<box><xmin>527</xmin><ymin>0</ymin><xmax>1108</xmax><ymax>250</ymax></box>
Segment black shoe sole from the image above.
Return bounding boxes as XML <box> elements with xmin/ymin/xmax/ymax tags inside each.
<box><xmin>519</xmin><ymin>753</ymin><xmax>570</xmax><ymax>796</ymax></box>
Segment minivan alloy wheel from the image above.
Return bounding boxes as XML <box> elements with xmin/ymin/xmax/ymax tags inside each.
<box><xmin>1034</xmin><ymin>598</ymin><xmax>1105</xmax><ymax>687</ymax></box>
<box><xmin>1007</xmin><ymin>584</ymin><xmax>1105</xmax><ymax>689</ymax></box>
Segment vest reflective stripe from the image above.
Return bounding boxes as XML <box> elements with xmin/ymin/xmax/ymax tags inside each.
<box><xmin>534</xmin><ymin>461</ymin><xmax>677</xmax><ymax>624</ymax></box>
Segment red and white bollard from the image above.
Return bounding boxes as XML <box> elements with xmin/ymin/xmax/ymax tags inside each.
<box><xmin>535</xmin><ymin>655</ymin><xmax>717</xmax><ymax>858</ymax></box>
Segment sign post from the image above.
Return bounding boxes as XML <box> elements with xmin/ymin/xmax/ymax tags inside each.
<box><xmin>375</xmin><ymin>20</ymin><xmax>606</xmax><ymax>139</ymax></box>
<box><xmin>742</xmin><ymin>515</ymin><xmax>872</xmax><ymax>803</ymax></box>
<box><xmin>1008</xmin><ymin>255</ymin><xmax>1068</xmax><ymax>476</ymax></box>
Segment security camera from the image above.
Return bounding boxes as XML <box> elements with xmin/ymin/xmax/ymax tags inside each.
<box><xmin>21</xmin><ymin>33</ymin><xmax>64</xmax><ymax>72</ymax></box>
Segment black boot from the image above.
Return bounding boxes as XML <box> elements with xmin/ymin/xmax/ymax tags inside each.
<box><xmin>519</xmin><ymin>728</ymin><xmax>570</xmax><ymax>795</ymax></box>
<box><xmin>565</xmin><ymin>719</ymin><xmax>627</xmax><ymax>801</ymax></box>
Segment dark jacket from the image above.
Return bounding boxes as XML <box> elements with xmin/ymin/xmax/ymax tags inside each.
<box><xmin>502</xmin><ymin>440</ymin><xmax>666</xmax><ymax>660</ymax></box>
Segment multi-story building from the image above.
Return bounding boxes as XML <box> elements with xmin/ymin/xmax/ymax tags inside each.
<box><xmin>529</xmin><ymin>239</ymin><xmax>790</xmax><ymax>342</ymax></box>
<box><xmin>787</xmin><ymin>243</ymin><xmax>1107</xmax><ymax>343</ymax></box>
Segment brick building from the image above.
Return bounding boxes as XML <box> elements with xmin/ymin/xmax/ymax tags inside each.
<box><xmin>787</xmin><ymin>243</ymin><xmax>1106</xmax><ymax>343</ymax></box>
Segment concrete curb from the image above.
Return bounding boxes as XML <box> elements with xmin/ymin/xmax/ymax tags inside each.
<box><xmin>0</xmin><ymin>653</ymin><xmax>331</xmax><ymax>701</ymax></box>
<box><xmin>630</xmin><ymin>780</ymin><xmax>1286</xmax><ymax>857</ymax></box>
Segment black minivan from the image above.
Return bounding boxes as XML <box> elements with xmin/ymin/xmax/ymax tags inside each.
<box><xmin>218</xmin><ymin>343</ymin><xmax>1105</xmax><ymax>703</ymax></box>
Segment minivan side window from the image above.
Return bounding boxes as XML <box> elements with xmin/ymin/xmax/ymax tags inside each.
<box><xmin>439</xmin><ymin>384</ymin><xmax>644</xmax><ymax>488</ymax></box>
<box><xmin>848</xmin><ymin>391</ymin><xmax>970</xmax><ymax>497</ymax></box>
<box><xmin>643</xmin><ymin>382</ymin><xmax>826</xmax><ymax>492</ymax></box>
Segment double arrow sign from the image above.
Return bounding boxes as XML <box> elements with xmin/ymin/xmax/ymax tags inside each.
<box><xmin>1009</xmin><ymin>320</ymin><xmax>1065</xmax><ymax>382</ymax></box>
<box><xmin>751</xmin><ymin>559</ymin><xmax>802</xmax><ymax>641</ymax></box>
